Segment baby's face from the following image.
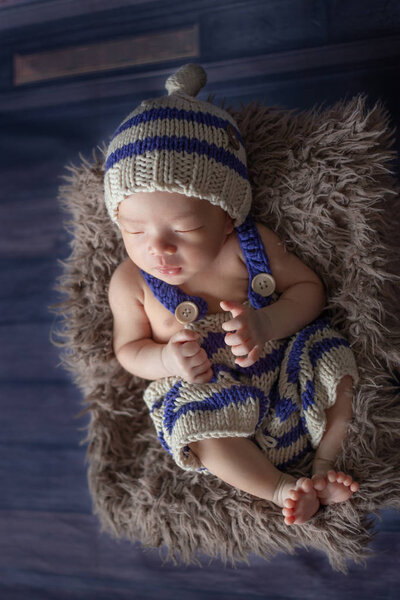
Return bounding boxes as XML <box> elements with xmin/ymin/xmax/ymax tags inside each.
<box><xmin>117</xmin><ymin>191</ymin><xmax>234</xmax><ymax>284</ymax></box>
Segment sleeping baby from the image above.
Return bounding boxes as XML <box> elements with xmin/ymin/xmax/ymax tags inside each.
<box><xmin>104</xmin><ymin>63</ymin><xmax>360</xmax><ymax>526</ymax></box>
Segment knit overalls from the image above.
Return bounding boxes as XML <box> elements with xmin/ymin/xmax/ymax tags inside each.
<box><xmin>142</xmin><ymin>215</ymin><xmax>359</xmax><ymax>475</ymax></box>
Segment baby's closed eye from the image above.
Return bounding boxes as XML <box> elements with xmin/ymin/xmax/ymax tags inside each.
<box><xmin>174</xmin><ymin>226</ymin><xmax>204</xmax><ymax>233</ymax></box>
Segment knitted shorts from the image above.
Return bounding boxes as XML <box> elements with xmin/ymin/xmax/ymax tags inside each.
<box><xmin>143</xmin><ymin>311</ymin><xmax>359</xmax><ymax>474</ymax></box>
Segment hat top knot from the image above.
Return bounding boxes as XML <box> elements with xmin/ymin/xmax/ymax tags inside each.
<box><xmin>165</xmin><ymin>63</ymin><xmax>207</xmax><ymax>98</ymax></box>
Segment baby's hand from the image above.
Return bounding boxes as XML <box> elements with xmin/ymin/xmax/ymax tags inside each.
<box><xmin>220</xmin><ymin>300</ymin><xmax>266</xmax><ymax>368</ymax></box>
<box><xmin>161</xmin><ymin>329</ymin><xmax>213</xmax><ymax>384</ymax></box>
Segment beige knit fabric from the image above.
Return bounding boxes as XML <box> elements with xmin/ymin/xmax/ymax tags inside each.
<box><xmin>103</xmin><ymin>64</ymin><xmax>252</xmax><ymax>227</ymax></box>
<box><xmin>143</xmin><ymin>304</ymin><xmax>359</xmax><ymax>473</ymax></box>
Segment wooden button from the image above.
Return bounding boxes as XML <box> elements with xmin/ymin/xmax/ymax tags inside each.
<box><xmin>226</xmin><ymin>124</ymin><xmax>240</xmax><ymax>150</ymax></box>
<box><xmin>175</xmin><ymin>301</ymin><xmax>199</xmax><ymax>324</ymax></box>
<box><xmin>251</xmin><ymin>273</ymin><xmax>276</xmax><ymax>297</ymax></box>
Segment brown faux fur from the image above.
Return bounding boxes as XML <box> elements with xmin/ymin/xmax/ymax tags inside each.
<box><xmin>50</xmin><ymin>95</ymin><xmax>400</xmax><ymax>573</ymax></box>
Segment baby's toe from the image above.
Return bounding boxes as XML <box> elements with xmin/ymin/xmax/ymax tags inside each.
<box><xmin>282</xmin><ymin>507</ymin><xmax>295</xmax><ymax>517</ymax></box>
<box><xmin>297</xmin><ymin>477</ymin><xmax>313</xmax><ymax>493</ymax></box>
<box><xmin>350</xmin><ymin>481</ymin><xmax>360</xmax><ymax>492</ymax></box>
<box><xmin>295</xmin><ymin>477</ymin><xmax>307</xmax><ymax>488</ymax></box>
<box><xmin>283</xmin><ymin>498</ymin><xmax>296</xmax><ymax>509</ymax></box>
<box><xmin>311</xmin><ymin>474</ymin><xmax>327</xmax><ymax>491</ymax></box>
<box><xmin>284</xmin><ymin>514</ymin><xmax>296</xmax><ymax>526</ymax></box>
<box><xmin>287</xmin><ymin>489</ymin><xmax>299</xmax><ymax>502</ymax></box>
<box><xmin>342</xmin><ymin>475</ymin><xmax>353</xmax><ymax>486</ymax></box>
<box><xmin>336</xmin><ymin>471</ymin><xmax>346</xmax><ymax>483</ymax></box>
<box><xmin>327</xmin><ymin>470</ymin><xmax>338</xmax><ymax>483</ymax></box>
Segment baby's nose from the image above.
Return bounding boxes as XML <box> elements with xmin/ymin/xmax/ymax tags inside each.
<box><xmin>148</xmin><ymin>239</ymin><xmax>177</xmax><ymax>256</ymax></box>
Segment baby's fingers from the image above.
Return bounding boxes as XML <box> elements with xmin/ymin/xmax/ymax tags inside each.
<box><xmin>222</xmin><ymin>316</ymin><xmax>245</xmax><ymax>332</ymax></box>
<box><xmin>224</xmin><ymin>331</ymin><xmax>248</xmax><ymax>347</ymax></box>
<box><xmin>181</xmin><ymin>341</ymin><xmax>202</xmax><ymax>357</ymax></box>
<box><xmin>234</xmin><ymin>346</ymin><xmax>261</xmax><ymax>368</ymax></box>
<box><xmin>230</xmin><ymin>339</ymin><xmax>254</xmax><ymax>356</ymax></box>
<box><xmin>188</xmin><ymin>347</ymin><xmax>209</xmax><ymax>367</ymax></box>
<box><xmin>170</xmin><ymin>329</ymin><xmax>200</xmax><ymax>343</ymax></box>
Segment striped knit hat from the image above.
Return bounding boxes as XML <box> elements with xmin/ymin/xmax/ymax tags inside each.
<box><xmin>104</xmin><ymin>63</ymin><xmax>252</xmax><ymax>227</ymax></box>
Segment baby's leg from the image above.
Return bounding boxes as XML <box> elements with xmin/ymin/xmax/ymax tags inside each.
<box><xmin>311</xmin><ymin>375</ymin><xmax>360</xmax><ymax>504</ymax></box>
<box><xmin>189</xmin><ymin>437</ymin><xmax>319</xmax><ymax>525</ymax></box>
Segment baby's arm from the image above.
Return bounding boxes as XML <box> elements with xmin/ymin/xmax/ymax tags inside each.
<box><xmin>256</xmin><ymin>223</ymin><xmax>326</xmax><ymax>340</ymax></box>
<box><xmin>222</xmin><ymin>224</ymin><xmax>326</xmax><ymax>366</ymax></box>
<box><xmin>108</xmin><ymin>260</ymin><xmax>212</xmax><ymax>382</ymax></box>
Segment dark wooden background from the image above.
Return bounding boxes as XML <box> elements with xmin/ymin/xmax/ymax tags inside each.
<box><xmin>1</xmin><ymin>0</ymin><xmax>399</xmax><ymax>598</ymax></box>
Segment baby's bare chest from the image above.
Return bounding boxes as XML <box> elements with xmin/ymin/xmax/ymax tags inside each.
<box><xmin>143</xmin><ymin>243</ymin><xmax>250</xmax><ymax>344</ymax></box>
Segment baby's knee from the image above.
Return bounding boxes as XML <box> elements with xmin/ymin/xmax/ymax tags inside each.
<box><xmin>326</xmin><ymin>375</ymin><xmax>354</xmax><ymax>424</ymax></box>
<box><xmin>337</xmin><ymin>375</ymin><xmax>354</xmax><ymax>397</ymax></box>
<box><xmin>336</xmin><ymin>375</ymin><xmax>354</xmax><ymax>414</ymax></box>
<box><xmin>189</xmin><ymin>437</ymin><xmax>226</xmax><ymax>461</ymax></box>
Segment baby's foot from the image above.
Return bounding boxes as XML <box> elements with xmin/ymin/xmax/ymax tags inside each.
<box><xmin>274</xmin><ymin>474</ymin><xmax>320</xmax><ymax>525</ymax></box>
<box><xmin>311</xmin><ymin>470</ymin><xmax>360</xmax><ymax>505</ymax></box>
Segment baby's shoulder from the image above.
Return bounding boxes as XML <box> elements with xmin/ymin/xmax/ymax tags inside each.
<box><xmin>108</xmin><ymin>258</ymin><xmax>145</xmax><ymax>309</ymax></box>
<box><xmin>254</xmin><ymin>221</ymin><xmax>285</xmax><ymax>250</ymax></box>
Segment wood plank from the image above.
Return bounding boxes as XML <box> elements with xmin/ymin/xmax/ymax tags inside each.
<box><xmin>3</xmin><ymin>38</ymin><xmax>400</xmax><ymax>111</ymax></box>
<box><xmin>0</xmin><ymin>573</ymin><xmax>264</xmax><ymax>600</ymax></box>
<box><xmin>0</xmin><ymin>510</ymin><xmax>399</xmax><ymax>598</ymax></box>
<box><xmin>0</xmin><ymin>322</ymin><xmax>71</xmax><ymax>382</ymax></box>
<box><xmin>0</xmin><ymin>580</ymin><xmax>195</xmax><ymax>600</ymax></box>
<box><xmin>0</xmin><ymin>193</ymin><xmax>67</xmax><ymax>260</ymax></box>
<box><xmin>1</xmin><ymin>0</ymin><xmax>174</xmax><ymax>32</ymax></box>
<box><xmin>0</xmin><ymin>444</ymin><xmax>91</xmax><ymax>512</ymax></box>
<box><xmin>0</xmin><ymin>584</ymin><xmax>148</xmax><ymax>600</ymax></box>
<box><xmin>0</xmin><ymin>381</ymin><xmax>87</xmax><ymax>445</ymax></box>
<box><xmin>0</xmin><ymin>257</ymin><xmax>63</xmax><ymax>322</ymax></box>
<box><xmin>2</xmin><ymin>0</ymin><xmax>400</xmax><ymax>40</ymax></box>
<box><xmin>14</xmin><ymin>25</ymin><xmax>199</xmax><ymax>85</ymax></box>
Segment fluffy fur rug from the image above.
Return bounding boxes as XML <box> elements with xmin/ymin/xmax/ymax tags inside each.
<box><xmin>51</xmin><ymin>95</ymin><xmax>400</xmax><ymax>573</ymax></box>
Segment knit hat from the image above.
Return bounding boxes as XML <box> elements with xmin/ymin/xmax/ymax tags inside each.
<box><xmin>104</xmin><ymin>63</ymin><xmax>252</xmax><ymax>228</ymax></box>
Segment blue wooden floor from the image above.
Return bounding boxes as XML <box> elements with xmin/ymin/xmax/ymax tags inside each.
<box><xmin>1</xmin><ymin>1</ymin><xmax>400</xmax><ymax>598</ymax></box>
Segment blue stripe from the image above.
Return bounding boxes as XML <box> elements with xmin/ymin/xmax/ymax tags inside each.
<box><xmin>105</xmin><ymin>135</ymin><xmax>249</xmax><ymax>181</ymax></box>
<box><xmin>236</xmin><ymin>342</ymin><xmax>287</xmax><ymax>379</ymax></box>
<box><xmin>157</xmin><ymin>428</ymin><xmax>173</xmax><ymax>456</ymax></box>
<box><xmin>140</xmin><ymin>269</ymin><xmax>208</xmax><ymax>319</ymax></box>
<box><xmin>110</xmin><ymin>106</ymin><xmax>245</xmax><ymax>146</ymax></box>
<box><xmin>274</xmin><ymin>396</ymin><xmax>299</xmax><ymax>421</ymax></box>
<box><xmin>253</xmin><ymin>429</ymin><xmax>313</xmax><ymax>471</ymax></box>
<box><xmin>278</xmin><ymin>419</ymin><xmax>307</xmax><ymax>449</ymax></box>
<box><xmin>209</xmin><ymin>362</ymin><xmax>242</xmax><ymax>383</ymax></box>
<box><xmin>301</xmin><ymin>378</ymin><xmax>315</xmax><ymax>411</ymax></box>
<box><xmin>236</xmin><ymin>215</ymin><xmax>275</xmax><ymax>309</ymax></box>
<box><xmin>286</xmin><ymin>317</ymin><xmax>334</xmax><ymax>383</ymax></box>
<box><xmin>262</xmin><ymin>419</ymin><xmax>307</xmax><ymax>450</ymax></box>
<box><xmin>309</xmin><ymin>337</ymin><xmax>349</xmax><ymax>367</ymax></box>
<box><xmin>149</xmin><ymin>380</ymin><xmax>183</xmax><ymax>414</ymax></box>
<box><xmin>201</xmin><ymin>331</ymin><xmax>226</xmax><ymax>358</ymax></box>
<box><xmin>300</xmin><ymin>414</ymin><xmax>310</xmax><ymax>437</ymax></box>
<box><xmin>163</xmin><ymin>384</ymin><xmax>269</xmax><ymax>436</ymax></box>
<box><xmin>276</xmin><ymin>441</ymin><xmax>313</xmax><ymax>471</ymax></box>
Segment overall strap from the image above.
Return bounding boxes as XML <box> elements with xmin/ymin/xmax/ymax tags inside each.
<box><xmin>139</xmin><ymin>268</ymin><xmax>209</xmax><ymax>320</ymax></box>
<box><xmin>235</xmin><ymin>215</ymin><xmax>275</xmax><ymax>309</ymax></box>
<box><xmin>140</xmin><ymin>214</ymin><xmax>276</xmax><ymax>321</ymax></box>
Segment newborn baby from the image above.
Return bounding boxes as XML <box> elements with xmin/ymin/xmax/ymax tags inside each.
<box><xmin>104</xmin><ymin>63</ymin><xmax>360</xmax><ymax>525</ymax></box>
